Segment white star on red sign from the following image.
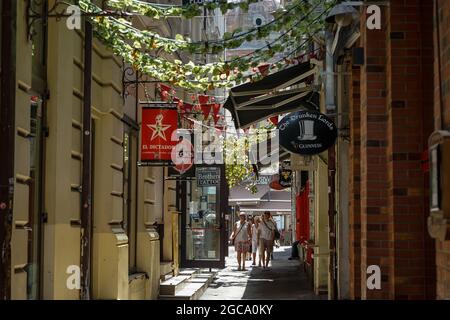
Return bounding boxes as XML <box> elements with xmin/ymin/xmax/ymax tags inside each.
<box><xmin>147</xmin><ymin>114</ymin><xmax>171</xmax><ymax>141</ymax></box>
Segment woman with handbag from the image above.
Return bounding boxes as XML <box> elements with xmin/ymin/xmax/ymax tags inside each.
<box><xmin>229</xmin><ymin>212</ymin><xmax>251</xmax><ymax>271</ymax></box>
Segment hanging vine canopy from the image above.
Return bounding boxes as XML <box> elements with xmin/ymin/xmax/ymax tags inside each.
<box><xmin>85</xmin><ymin>0</ymin><xmax>326</xmax><ymax>54</ymax></box>
<box><xmin>78</xmin><ymin>0</ymin><xmax>334</xmax><ymax>90</ymax></box>
<box><xmin>224</xmin><ymin>123</ymin><xmax>276</xmax><ymax>192</ymax></box>
<box><xmin>106</xmin><ymin>0</ymin><xmax>261</xmax><ymax>20</ymax></box>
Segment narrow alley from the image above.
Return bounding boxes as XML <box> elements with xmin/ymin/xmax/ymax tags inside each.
<box><xmin>2</xmin><ymin>0</ymin><xmax>450</xmax><ymax>304</ymax></box>
<box><xmin>200</xmin><ymin>246</ymin><xmax>324</xmax><ymax>300</ymax></box>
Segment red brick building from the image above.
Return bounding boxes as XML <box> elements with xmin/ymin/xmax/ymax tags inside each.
<box><xmin>342</xmin><ymin>1</ymin><xmax>441</xmax><ymax>299</ymax></box>
<box><xmin>430</xmin><ymin>0</ymin><xmax>450</xmax><ymax>301</ymax></box>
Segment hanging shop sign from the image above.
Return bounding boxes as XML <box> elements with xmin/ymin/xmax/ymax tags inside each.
<box><xmin>277</xmin><ymin>110</ymin><xmax>337</xmax><ymax>155</ymax></box>
<box><xmin>141</xmin><ymin>103</ymin><xmax>178</xmax><ymax>163</ymax></box>
<box><xmin>279</xmin><ymin>168</ymin><xmax>292</xmax><ymax>187</ymax></box>
<box><xmin>256</xmin><ymin>175</ymin><xmax>271</xmax><ymax>185</ymax></box>
<box><xmin>269</xmin><ymin>174</ymin><xmax>285</xmax><ymax>190</ymax></box>
<box><xmin>196</xmin><ymin>167</ymin><xmax>220</xmax><ymax>187</ymax></box>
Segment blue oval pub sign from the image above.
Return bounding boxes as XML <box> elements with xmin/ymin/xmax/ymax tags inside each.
<box><xmin>277</xmin><ymin>110</ymin><xmax>338</xmax><ymax>155</ymax></box>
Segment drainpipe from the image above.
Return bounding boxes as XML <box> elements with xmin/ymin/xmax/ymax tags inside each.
<box><xmin>325</xmin><ymin>29</ymin><xmax>338</xmax><ymax>300</ymax></box>
<box><xmin>80</xmin><ymin>21</ymin><xmax>93</xmax><ymax>300</ymax></box>
<box><xmin>435</xmin><ymin>0</ymin><xmax>446</xmax><ymax>131</ymax></box>
<box><xmin>0</xmin><ymin>0</ymin><xmax>16</xmax><ymax>300</ymax></box>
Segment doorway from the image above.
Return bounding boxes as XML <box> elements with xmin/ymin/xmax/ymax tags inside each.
<box><xmin>27</xmin><ymin>95</ymin><xmax>45</xmax><ymax>299</ymax></box>
<box><xmin>180</xmin><ymin>165</ymin><xmax>227</xmax><ymax>268</ymax></box>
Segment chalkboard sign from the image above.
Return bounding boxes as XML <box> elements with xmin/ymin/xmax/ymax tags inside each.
<box><xmin>278</xmin><ymin>110</ymin><xmax>337</xmax><ymax>155</ymax></box>
<box><xmin>196</xmin><ymin>167</ymin><xmax>220</xmax><ymax>187</ymax></box>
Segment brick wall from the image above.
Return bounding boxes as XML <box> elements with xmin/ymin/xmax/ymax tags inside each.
<box><xmin>434</xmin><ymin>0</ymin><xmax>450</xmax><ymax>300</ymax></box>
<box><xmin>359</xmin><ymin>5</ymin><xmax>392</xmax><ymax>299</ymax></box>
<box><xmin>348</xmin><ymin>1</ymin><xmax>435</xmax><ymax>299</ymax></box>
<box><xmin>348</xmin><ymin>62</ymin><xmax>361</xmax><ymax>299</ymax></box>
<box><xmin>387</xmin><ymin>0</ymin><xmax>435</xmax><ymax>299</ymax></box>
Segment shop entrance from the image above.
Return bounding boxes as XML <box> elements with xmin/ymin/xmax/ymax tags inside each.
<box><xmin>180</xmin><ymin>165</ymin><xmax>227</xmax><ymax>268</ymax></box>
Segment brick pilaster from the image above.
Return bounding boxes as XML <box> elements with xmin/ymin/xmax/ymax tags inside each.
<box><xmin>387</xmin><ymin>0</ymin><xmax>435</xmax><ymax>300</ymax></box>
<box><xmin>349</xmin><ymin>63</ymin><xmax>361</xmax><ymax>300</ymax></box>
<box><xmin>359</xmin><ymin>5</ymin><xmax>393</xmax><ymax>300</ymax></box>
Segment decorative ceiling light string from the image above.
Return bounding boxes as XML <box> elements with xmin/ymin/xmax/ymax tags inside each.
<box><xmin>79</xmin><ymin>0</ymin><xmax>332</xmax><ymax>55</ymax></box>
<box><xmin>90</xmin><ymin>3</ymin><xmax>329</xmax><ymax>87</ymax></box>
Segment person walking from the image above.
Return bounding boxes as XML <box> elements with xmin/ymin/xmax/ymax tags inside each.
<box><xmin>230</xmin><ymin>212</ymin><xmax>251</xmax><ymax>271</ymax></box>
<box><xmin>246</xmin><ymin>215</ymin><xmax>253</xmax><ymax>261</ymax></box>
<box><xmin>251</xmin><ymin>216</ymin><xmax>261</xmax><ymax>266</ymax></box>
<box><xmin>268</xmin><ymin>212</ymin><xmax>279</xmax><ymax>260</ymax></box>
<box><xmin>258</xmin><ymin>211</ymin><xmax>276</xmax><ymax>269</ymax></box>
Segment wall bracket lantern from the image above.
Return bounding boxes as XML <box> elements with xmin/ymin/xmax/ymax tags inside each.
<box><xmin>428</xmin><ymin>130</ymin><xmax>450</xmax><ymax>241</ymax></box>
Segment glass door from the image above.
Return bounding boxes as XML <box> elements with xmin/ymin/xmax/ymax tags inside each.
<box><xmin>27</xmin><ymin>95</ymin><xmax>43</xmax><ymax>299</ymax></box>
<box><xmin>181</xmin><ymin>165</ymin><xmax>226</xmax><ymax>268</ymax></box>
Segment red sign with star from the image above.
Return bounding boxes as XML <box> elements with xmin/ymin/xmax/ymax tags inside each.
<box><xmin>141</xmin><ymin>105</ymin><xmax>178</xmax><ymax>162</ymax></box>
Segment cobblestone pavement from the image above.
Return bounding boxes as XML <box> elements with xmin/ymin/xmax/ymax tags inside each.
<box><xmin>200</xmin><ymin>246</ymin><xmax>326</xmax><ymax>300</ymax></box>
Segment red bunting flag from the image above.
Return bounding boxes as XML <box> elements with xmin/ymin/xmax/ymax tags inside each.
<box><xmin>159</xmin><ymin>83</ymin><xmax>172</xmax><ymax>93</ymax></box>
<box><xmin>269</xmin><ymin>116</ymin><xmax>279</xmax><ymax>126</ymax></box>
<box><xmin>198</xmin><ymin>95</ymin><xmax>210</xmax><ymax>104</ymax></box>
<box><xmin>213</xmin><ymin>113</ymin><xmax>221</xmax><ymax>125</ymax></box>
<box><xmin>160</xmin><ymin>90</ymin><xmax>169</xmax><ymax>101</ymax></box>
<box><xmin>201</xmin><ymin>104</ymin><xmax>211</xmax><ymax>119</ymax></box>
<box><xmin>257</xmin><ymin>63</ymin><xmax>270</xmax><ymax>76</ymax></box>
<box><xmin>183</xmin><ymin>103</ymin><xmax>193</xmax><ymax>114</ymax></box>
<box><xmin>212</xmin><ymin>103</ymin><xmax>221</xmax><ymax>116</ymax></box>
<box><xmin>193</xmin><ymin>104</ymin><xmax>201</xmax><ymax>113</ymax></box>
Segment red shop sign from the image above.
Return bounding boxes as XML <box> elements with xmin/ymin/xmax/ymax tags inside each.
<box><xmin>141</xmin><ymin>104</ymin><xmax>178</xmax><ymax>162</ymax></box>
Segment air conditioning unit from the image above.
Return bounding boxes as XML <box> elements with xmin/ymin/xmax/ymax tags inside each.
<box><xmin>290</xmin><ymin>154</ymin><xmax>318</xmax><ymax>171</ymax></box>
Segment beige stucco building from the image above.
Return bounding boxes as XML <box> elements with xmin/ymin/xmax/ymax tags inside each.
<box><xmin>1</xmin><ymin>0</ymin><xmax>191</xmax><ymax>300</ymax></box>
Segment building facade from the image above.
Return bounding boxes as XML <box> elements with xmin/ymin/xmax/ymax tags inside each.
<box><xmin>334</xmin><ymin>1</ymin><xmax>438</xmax><ymax>299</ymax></box>
<box><xmin>430</xmin><ymin>0</ymin><xmax>450</xmax><ymax>300</ymax></box>
<box><xmin>0</xmin><ymin>0</ymin><xmax>222</xmax><ymax>300</ymax></box>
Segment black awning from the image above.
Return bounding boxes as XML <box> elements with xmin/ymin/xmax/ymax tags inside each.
<box><xmin>224</xmin><ymin>61</ymin><xmax>320</xmax><ymax>129</ymax></box>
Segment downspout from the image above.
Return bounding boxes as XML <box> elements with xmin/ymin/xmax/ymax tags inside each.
<box><xmin>325</xmin><ymin>29</ymin><xmax>338</xmax><ymax>300</ymax></box>
<box><xmin>80</xmin><ymin>21</ymin><xmax>93</xmax><ymax>300</ymax></box>
<box><xmin>435</xmin><ymin>0</ymin><xmax>446</xmax><ymax>131</ymax></box>
<box><xmin>0</xmin><ymin>0</ymin><xmax>16</xmax><ymax>300</ymax></box>
<box><xmin>134</xmin><ymin>70</ymin><xmax>139</xmax><ymax>272</ymax></box>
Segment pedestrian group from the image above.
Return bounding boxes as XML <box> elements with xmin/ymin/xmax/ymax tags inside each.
<box><xmin>230</xmin><ymin>210</ymin><xmax>278</xmax><ymax>271</ymax></box>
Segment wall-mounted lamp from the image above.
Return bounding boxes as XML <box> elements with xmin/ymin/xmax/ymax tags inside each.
<box><xmin>325</xmin><ymin>3</ymin><xmax>359</xmax><ymax>55</ymax></box>
<box><xmin>325</xmin><ymin>3</ymin><xmax>358</xmax><ymax>27</ymax></box>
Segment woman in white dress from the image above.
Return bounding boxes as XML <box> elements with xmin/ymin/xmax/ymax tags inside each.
<box><xmin>230</xmin><ymin>212</ymin><xmax>251</xmax><ymax>271</ymax></box>
<box><xmin>251</xmin><ymin>216</ymin><xmax>261</xmax><ymax>266</ymax></box>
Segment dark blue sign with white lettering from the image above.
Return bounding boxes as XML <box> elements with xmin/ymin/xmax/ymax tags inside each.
<box><xmin>277</xmin><ymin>110</ymin><xmax>337</xmax><ymax>155</ymax></box>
